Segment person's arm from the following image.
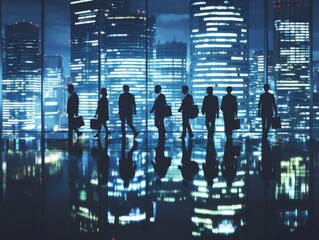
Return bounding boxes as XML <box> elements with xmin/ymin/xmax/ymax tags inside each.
<box><xmin>216</xmin><ymin>97</ymin><xmax>219</xmax><ymax>118</ymax></box>
<box><xmin>258</xmin><ymin>95</ymin><xmax>262</xmax><ymax>117</ymax></box>
<box><xmin>118</xmin><ymin>95</ymin><xmax>122</xmax><ymax>115</ymax></box>
<box><xmin>273</xmin><ymin>95</ymin><xmax>278</xmax><ymax>115</ymax></box>
<box><xmin>201</xmin><ymin>97</ymin><xmax>206</xmax><ymax>115</ymax></box>
<box><xmin>221</xmin><ymin>97</ymin><xmax>224</xmax><ymax>112</ymax></box>
<box><xmin>94</xmin><ymin>100</ymin><xmax>99</xmax><ymax>117</ymax></box>
<box><xmin>75</xmin><ymin>94</ymin><xmax>79</xmax><ymax>116</ymax></box>
<box><xmin>133</xmin><ymin>95</ymin><xmax>136</xmax><ymax>115</ymax></box>
<box><xmin>234</xmin><ymin>97</ymin><xmax>238</xmax><ymax>117</ymax></box>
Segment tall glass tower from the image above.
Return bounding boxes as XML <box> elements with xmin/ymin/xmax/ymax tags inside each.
<box><xmin>273</xmin><ymin>1</ymin><xmax>310</xmax><ymax>131</ymax></box>
<box><xmin>190</xmin><ymin>0</ymin><xmax>249</xmax><ymax>132</ymax></box>
<box><xmin>104</xmin><ymin>12</ymin><xmax>156</xmax><ymax>133</ymax></box>
<box><xmin>154</xmin><ymin>40</ymin><xmax>187</xmax><ymax>132</ymax></box>
<box><xmin>3</xmin><ymin>22</ymin><xmax>40</xmax><ymax>131</ymax></box>
<box><xmin>249</xmin><ymin>51</ymin><xmax>274</xmax><ymax>132</ymax></box>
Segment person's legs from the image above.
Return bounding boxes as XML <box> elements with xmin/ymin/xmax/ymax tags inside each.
<box><xmin>266</xmin><ymin>116</ymin><xmax>272</xmax><ymax>134</ymax></box>
<box><xmin>186</xmin><ymin>118</ymin><xmax>193</xmax><ymax>138</ymax></box>
<box><xmin>261</xmin><ymin>116</ymin><xmax>267</xmax><ymax>136</ymax></box>
<box><xmin>224</xmin><ymin>115</ymin><xmax>232</xmax><ymax>138</ymax></box>
<box><xmin>68</xmin><ymin>116</ymin><xmax>73</xmax><ymax>138</ymax></box>
<box><xmin>181</xmin><ymin>115</ymin><xmax>187</xmax><ymax>138</ymax></box>
<box><xmin>121</xmin><ymin>116</ymin><xmax>126</xmax><ymax>137</ymax></box>
<box><xmin>127</xmin><ymin>115</ymin><xmax>137</xmax><ymax>137</ymax></box>
<box><xmin>205</xmin><ymin>118</ymin><xmax>211</xmax><ymax>137</ymax></box>
<box><xmin>211</xmin><ymin>117</ymin><xmax>216</xmax><ymax>137</ymax></box>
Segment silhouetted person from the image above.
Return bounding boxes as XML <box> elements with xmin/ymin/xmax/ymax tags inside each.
<box><xmin>94</xmin><ymin>88</ymin><xmax>109</xmax><ymax>140</ymax></box>
<box><xmin>67</xmin><ymin>84</ymin><xmax>82</xmax><ymax>139</ymax></box>
<box><xmin>118</xmin><ymin>85</ymin><xmax>138</xmax><ymax>138</ymax></box>
<box><xmin>221</xmin><ymin>139</ymin><xmax>237</xmax><ymax>187</ymax></box>
<box><xmin>178</xmin><ymin>139</ymin><xmax>198</xmax><ymax>183</ymax></box>
<box><xmin>202</xmin><ymin>86</ymin><xmax>219</xmax><ymax>139</ymax></box>
<box><xmin>259</xmin><ymin>138</ymin><xmax>276</xmax><ymax>182</ymax></box>
<box><xmin>202</xmin><ymin>139</ymin><xmax>219</xmax><ymax>187</ymax></box>
<box><xmin>258</xmin><ymin>84</ymin><xmax>278</xmax><ymax>137</ymax></box>
<box><xmin>119</xmin><ymin>139</ymin><xmax>138</xmax><ymax>188</ymax></box>
<box><xmin>221</xmin><ymin>86</ymin><xmax>238</xmax><ymax>139</ymax></box>
<box><xmin>178</xmin><ymin>85</ymin><xmax>194</xmax><ymax>139</ymax></box>
<box><xmin>152</xmin><ymin>138</ymin><xmax>171</xmax><ymax>185</ymax></box>
<box><xmin>150</xmin><ymin>85</ymin><xmax>167</xmax><ymax>139</ymax></box>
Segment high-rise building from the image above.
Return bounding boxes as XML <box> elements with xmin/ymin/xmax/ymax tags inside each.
<box><xmin>70</xmin><ymin>0</ymin><xmax>108</xmax><ymax>129</ymax></box>
<box><xmin>104</xmin><ymin>12</ymin><xmax>156</xmax><ymax>133</ymax></box>
<box><xmin>273</xmin><ymin>1</ymin><xmax>310</xmax><ymax>131</ymax></box>
<box><xmin>154</xmin><ymin>40</ymin><xmax>187</xmax><ymax>132</ymax></box>
<box><xmin>249</xmin><ymin>51</ymin><xmax>274</xmax><ymax>132</ymax></box>
<box><xmin>3</xmin><ymin>22</ymin><xmax>40</xmax><ymax>131</ymax></box>
<box><xmin>190</xmin><ymin>0</ymin><xmax>250</xmax><ymax>132</ymax></box>
<box><xmin>45</xmin><ymin>55</ymin><xmax>64</xmax><ymax>131</ymax></box>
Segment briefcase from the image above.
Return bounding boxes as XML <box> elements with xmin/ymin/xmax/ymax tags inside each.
<box><xmin>189</xmin><ymin>105</ymin><xmax>199</xmax><ymax>119</ymax></box>
<box><xmin>163</xmin><ymin>105</ymin><xmax>172</xmax><ymax>118</ymax></box>
<box><xmin>232</xmin><ymin>118</ymin><xmax>240</xmax><ymax>130</ymax></box>
<box><xmin>272</xmin><ymin>116</ymin><xmax>281</xmax><ymax>129</ymax></box>
<box><xmin>90</xmin><ymin>118</ymin><xmax>100</xmax><ymax>130</ymax></box>
<box><xmin>74</xmin><ymin>116</ymin><xmax>84</xmax><ymax>128</ymax></box>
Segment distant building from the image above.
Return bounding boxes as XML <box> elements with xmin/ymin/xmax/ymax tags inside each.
<box><xmin>273</xmin><ymin>0</ymin><xmax>310</xmax><ymax>131</ymax></box>
<box><xmin>45</xmin><ymin>55</ymin><xmax>64</xmax><ymax>131</ymax></box>
<box><xmin>190</xmin><ymin>0</ymin><xmax>250</xmax><ymax>132</ymax></box>
<box><xmin>249</xmin><ymin>51</ymin><xmax>274</xmax><ymax>131</ymax></box>
<box><xmin>3</xmin><ymin>22</ymin><xmax>40</xmax><ymax>131</ymax></box>
<box><xmin>154</xmin><ymin>39</ymin><xmax>187</xmax><ymax>132</ymax></box>
<box><xmin>104</xmin><ymin>12</ymin><xmax>156</xmax><ymax>133</ymax></box>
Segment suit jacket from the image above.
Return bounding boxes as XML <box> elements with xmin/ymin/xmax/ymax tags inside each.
<box><xmin>221</xmin><ymin>94</ymin><xmax>237</xmax><ymax>117</ymax></box>
<box><xmin>119</xmin><ymin>92</ymin><xmax>136</xmax><ymax>116</ymax></box>
<box><xmin>258</xmin><ymin>92</ymin><xmax>277</xmax><ymax>117</ymax></box>
<box><xmin>96</xmin><ymin>97</ymin><xmax>109</xmax><ymax>121</ymax></box>
<box><xmin>179</xmin><ymin>93</ymin><xmax>194</xmax><ymax>117</ymax></box>
<box><xmin>67</xmin><ymin>92</ymin><xmax>79</xmax><ymax>116</ymax></box>
<box><xmin>202</xmin><ymin>95</ymin><xmax>219</xmax><ymax>117</ymax></box>
<box><xmin>151</xmin><ymin>93</ymin><xmax>166</xmax><ymax>117</ymax></box>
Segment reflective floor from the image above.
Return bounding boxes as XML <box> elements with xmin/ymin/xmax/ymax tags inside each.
<box><xmin>0</xmin><ymin>132</ymin><xmax>319</xmax><ymax>240</ymax></box>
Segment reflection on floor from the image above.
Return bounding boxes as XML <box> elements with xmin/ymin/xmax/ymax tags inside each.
<box><xmin>0</xmin><ymin>132</ymin><xmax>318</xmax><ymax>240</ymax></box>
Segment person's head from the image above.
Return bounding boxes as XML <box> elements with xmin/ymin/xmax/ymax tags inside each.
<box><xmin>226</xmin><ymin>86</ymin><xmax>232</xmax><ymax>94</ymax></box>
<box><xmin>182</xmin><ymin>85</ymin><xmax>189</xmax><ymax>95</ymax></box>
<box><xmin>101</xmin><ymin>88</ymin><xmax>107</xmax><ymax>96</ymax></box>
<box><xmin>207</xmin><ymin>86</ymin><xmax>213</xmax><ymax>95</ymax></box>
<box><xmin>67</xmin><ymin>84</ymin><xmax>74</xmax><ymax>94</ymax></box>
<box><xmin>155</xmin><ymin>85</ymin><xmax>161</xmax><ymax>94</ymax></box>
<box><xmin>263</xmin><ymin>83</ymin><xmax>270</xmax><ymax>92</ymax></box>
<box><xmin>123</xmin><ymin>85</ymin><xmax>129</xmax><ymax>92</ymax></box>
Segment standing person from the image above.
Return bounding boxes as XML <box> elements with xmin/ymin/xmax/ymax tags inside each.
<box><xmin>94</xmin><ymin>88</ymin><xmax>109</xmax><ymax>139</ymax></box>
<box><xmin>67</xmin><ymin>84</ymin><xmax>82</xmax><ymax>139</ymax></box>
<box><xmin>118</xmin><ymin>85</ymin><xmax>138</xmax><ymax>138</ymax></box>
<box><xmin>150</xmin><ymin>85</ymin><xmax>167</xmax><ymax>139</ymax></box>
<box><xmin>221</xmin><ymin>86</ymin><xmax>238</xmax><ymax>139</ymax></box>
<box><xmin>258</xmin><ymin>83</ymin><xmax>277</xmax><ymax>137</ymax></box>
<box><xmin>178</xmin><ymin>85</ymin><xmax>194</xmax><ymax>139</ymax></box>
<box><xmin>202</xmin><ymin>86</ymin><xmax>219</xmax><ymax>139</ymax></box>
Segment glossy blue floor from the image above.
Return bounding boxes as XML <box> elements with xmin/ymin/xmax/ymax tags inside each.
<box><xmin>0</xmin><ymin>132</ymin><xmax>318</xmax><ymax>240</ymax></box>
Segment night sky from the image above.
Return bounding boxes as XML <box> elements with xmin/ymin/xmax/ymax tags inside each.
<box><xmin>2</xmin><ymin>0</ymin><xmax>319</xmax><ymax>75</ymax></box>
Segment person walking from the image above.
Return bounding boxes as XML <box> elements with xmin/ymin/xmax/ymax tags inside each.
<box><xmin>202</xmin><ymin>86</ymin><xmax>219</xmax><ymax>139</ymax></box>
<box><xmin>150</xmin><ymin>85</ymin><xmax>167</xmax><ymax>139</ymax></box>
<box><xmin>221</xmin><ymin>86</ymin><xmax>237</xmax><ymax>139</ymax></box>
<box><xmin>118</xmin><ymin>85</ymin><xmax>138</xmax><ymax>138</ymax></box>
<box><xmin>258</xmin><ymin>83</ymin><xmax>277</xmax><ymax>137</ymax></box>
<box><xmin>94</xmin><ymin>88</ymin><xmax>109</xmax><ymax>139</ymax></box>
<box><xmin>178</xmin><ymin>85</ymin><xmax>194</xmax><ymax>139</ymax></box>
<box><xmin>67</xmin><ymin>84</ymin><xmax>82</xmax><ymax>139</ymax></box>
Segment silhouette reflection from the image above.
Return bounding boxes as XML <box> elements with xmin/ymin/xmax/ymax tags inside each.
<box><xmin>152</xmin><ymin>138</ymin><xmax>171</xmax><ymax>185</ymax></box>
<box><xmin>259</xmin><ymin>138</ymin><xmax>276</xmax><ymax>182</ymax></box>
<box><xmin>178</xmin><ymin>139</ymin><xmax>199</xmax><ymax>184</ymax></box>
<box><xmin>221</xmin><ymin>139</ymin><xmax>238</xmax><ymax>187</ymax></box>
<box><xmin>67</xmin><ymin>139</ymin><xmax>83</xmax><ymax>187</ymax></box>
<box><xmin>202</xmin><ymin>139</ymin><xmax>218</xmax><ymax>187</ymax></box>
<box><xmin>119</xmin><ymin>139</ymin><xmax>138</xmax><ymax>188</ymax></box>
<box><xmin>91</xmin><ymin>139</ymin><xmax>109</xmax><ymax>185</ymax></box>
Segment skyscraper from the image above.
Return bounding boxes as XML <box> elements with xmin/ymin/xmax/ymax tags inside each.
<box><xmin>273</xmin><ymin>1</ymin><xmax>310</xmax><ymax>131</ymax></box>
<box><xmin>154</xmin><ymin>40</ymin><xmax>187</xmax><ymax>132</ymax></box>
<box><xmin>190</xmin><ymin>0</ymin><xmax>249</xmax><ymax>132</ymax></box>
<box><xmin>249</xmin><ymin>51</ymin><xmax>274</xmax><ymax>132</ymax></box>
<box><xmin>45</xmin><ymin>55</ymin><xmax>64</xmax><ymax>131</ymax></box>
<box><xmin>3</xmin><ymin>22</ymin><xmax>40</xmax><ymax>131</ymax></box>
<box><xmin>70</xmin><ymin>0</ymin><xmax>106</xmax><ymax>129</ymax></box>
<box><xmin>104</xmin><ymin>12</ymin><xmax>156</xmax><ymax>133</ymax></box>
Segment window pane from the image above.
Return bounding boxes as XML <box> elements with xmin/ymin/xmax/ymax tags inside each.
<box><xmin>2</xmin><ymin>0</ymin><xmax>41</xmax><ymax>131</ymax></box>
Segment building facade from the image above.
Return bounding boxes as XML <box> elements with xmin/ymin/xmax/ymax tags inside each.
<box><xmin>190</xmin><ymin>0</ymin><xmax>250</xmax><ymax>132</ymax></box>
